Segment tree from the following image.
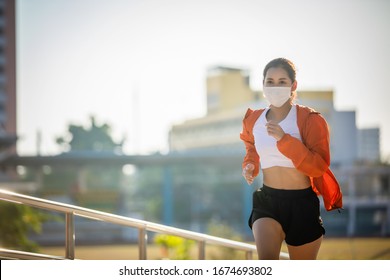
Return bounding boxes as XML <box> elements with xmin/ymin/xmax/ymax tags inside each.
<box><xmin>56</xmin><ymin>116</ymin><xmax>124</xmax><ymax>153</ymax></box>
<box><xmin>0</xmin><ymin>202</ymin><xmax>51</xmax><ymax>252</ymax></box>
<box><xmin>49</xmin><ymin>116</ymin><xmax>127</xmax><ymax>210</ymax></box>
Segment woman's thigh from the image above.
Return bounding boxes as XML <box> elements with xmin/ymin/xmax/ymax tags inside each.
<box><xmin>252</xmin><ymin>217</ymin><xmax>285</xmax><ymax>260</ymax></box>
<box><xmin>287</xmin><ymin>235</ymin><xmax>323</xmax><ymax>260</ymax></box>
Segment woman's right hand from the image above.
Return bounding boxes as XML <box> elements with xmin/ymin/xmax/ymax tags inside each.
<box><xmin>242</xmin><ymin>163</ymin><xmax>255</xmax><ymax>185</ymax></box>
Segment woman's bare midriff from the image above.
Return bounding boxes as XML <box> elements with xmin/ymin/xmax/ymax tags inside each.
<box><xmin>262</xmin><ymin>166</ymin><xmax>311</xmax><ymax>190</ymax></box>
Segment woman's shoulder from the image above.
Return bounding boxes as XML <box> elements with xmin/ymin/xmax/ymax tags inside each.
<box><xmin>296</xmin><ymin>104</ymin><xmax>326</xmax><ymax>122</ymax></box>
<box><xmin>242</xmin><ymin>108</ymin><xmax>266</xmax><ymax>132</ymax></box>
<box><xmin>242</xmin><ymin>108</ymin><xmax>265</xmax><ymax>124</ymax></box>
<box><xmin>296</xmin><ymin>104</ymin><xmax>328</xmax><ymax>131</ymax></box>
<box><xmin>243</xmin><ymin>107</ymin><xmax>265</xmax><ymax>118</ymax></box>
<box><xmin>295</xmin><ymin>104</ymin><xmax>320</xmax><ymax>115</ymax></box>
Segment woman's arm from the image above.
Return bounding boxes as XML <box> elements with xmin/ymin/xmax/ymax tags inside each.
<box><xmin>240</xmin><ymin>109</ymin><xmax>261</xmax><ymax>179</ymax></box>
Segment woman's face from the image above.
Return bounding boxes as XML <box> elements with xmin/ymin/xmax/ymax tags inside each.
<box><xmin>263</xmin><ymin>67</ymin><xmax>293</xmax><ymax>87</ymax></box>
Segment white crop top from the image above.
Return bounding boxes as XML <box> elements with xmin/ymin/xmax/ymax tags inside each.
<box><xmin>253</xmin><ymin>105</ymin><xmax>302</xmax><ymax>169</ymax></box>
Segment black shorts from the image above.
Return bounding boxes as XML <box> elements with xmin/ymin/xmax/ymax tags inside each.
<box><xmin>248</xmin><ymin>185</ymin><xmax>325</xmax><ymax>246</ymax></box>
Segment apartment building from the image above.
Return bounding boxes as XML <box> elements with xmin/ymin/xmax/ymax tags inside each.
<box><xmin>0</xmin><ymin>0</ymin><xmax>17</xmax><ymax>154</ymax></box>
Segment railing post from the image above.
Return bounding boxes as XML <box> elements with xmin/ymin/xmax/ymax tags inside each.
<box><xmin>163</xmin><ymin>166</ymin><xmax>173</xmax><ymax>226</ymax></box>
<box><xmin>65</xmin><ymin>212</ymin><xmax>75</xmax><ymax>259</ymax></box>
<box><xmin>198</xmin><ymin>240</ymin><xmax>205</xmax><ymax>260</ymax></box>
<box><xmin>347</xmin><ymin>173</ymin><xmax>356</xmax><ymax>236</ymax></box>
<box><xmin>138</xmin><ymin>227</ymin><xmax>147</xmax><ymax>260</ymax></box>
<box><xmin>245</xmin><ymin>250</ymin><xmax>253</xmax><ymax>260</ymax></box>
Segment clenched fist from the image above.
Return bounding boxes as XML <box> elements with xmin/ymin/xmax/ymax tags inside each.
<box><xmin>242</xmin><ymin>163</ymin><xmax>255</xmax><ymax>185</ymax></box>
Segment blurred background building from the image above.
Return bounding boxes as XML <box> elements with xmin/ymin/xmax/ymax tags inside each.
<box><xmin>0</xmin><ymin>0</ymin><xmax>18</xmax><ymax>197</ymax></box>
<box><xmin>0</xmin><ymin>0</ymin><xmax>17</xmax><ymax>157</ymax></box>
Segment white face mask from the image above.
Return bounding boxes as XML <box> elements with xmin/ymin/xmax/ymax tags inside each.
<box><xmin>263</xmin><ymin>86</ymin><xmax>291</xmax><ymax>107</ymax></box>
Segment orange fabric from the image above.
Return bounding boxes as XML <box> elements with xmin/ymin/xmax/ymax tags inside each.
<box><xmin>240</xmin><ymin>104</ymin><xmax>343</xmax><ymax>211</ymax></box>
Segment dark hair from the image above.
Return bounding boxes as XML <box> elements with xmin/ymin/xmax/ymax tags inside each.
<box><xmin>262</xmin><ymin>58</ymin><xmax>296</xmax><ymax>83</ymax></box>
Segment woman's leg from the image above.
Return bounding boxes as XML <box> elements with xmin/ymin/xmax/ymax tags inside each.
<box><xmin>252</xmin><ymin>217</ymin><xmax>285</xmax><ymax>260</ymax></box>
<box><xmin>287</xmin><ymin>235</ymin><xmax>323</xmax><ymax>260</ymax></box>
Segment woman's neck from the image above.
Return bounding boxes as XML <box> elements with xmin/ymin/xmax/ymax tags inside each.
<box><xmin>267</xmin><ymin>102</ymin><xmax>293</xmax><ymax>123</ymax></box>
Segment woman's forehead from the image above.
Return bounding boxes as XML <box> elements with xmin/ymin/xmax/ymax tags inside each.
<box><xmin>265</xmin><ymin>67</ymin><xmax>289</xmax><ymax>78</ymax></box>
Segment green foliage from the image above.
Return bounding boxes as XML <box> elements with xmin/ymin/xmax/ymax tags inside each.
<box><xmin>0</xmin><ymin>202</ymin><xmax>52</xmax><ymax>252</ymax></box>
<box><xmin>154</xmin><ymin>234</ymin><xmax>183</xmax><ymax>248</ymax></box>
<box><xmin>56</xmin><ymin>116</ymin><xmax>124</xmax><ymax>152</ymax></box>
<box><xmin>154</xmin><ymin>234</ymin><xmax>195</xmax><ymax>260</ymax></box>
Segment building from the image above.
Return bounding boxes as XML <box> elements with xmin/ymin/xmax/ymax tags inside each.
<box><xmin>0</xmin><ymin>0</ymin><xmax>18</xmax><ymax>187</ymax></box>
<box><xmin>358</xmin><ymin>128</ymin><xmax>381</xmax><ymax>163</ymax></box>
<box><xmin>169</xmin><ymin>66</ymin><xmax>255</xmax><ymax>153</ymax></box>
<box><xmin>0</xmin><ymin>0</ymin><xmax>17</xmax><ymax>156</ymax></box>
<box><xmin>329</xmin><ymin>110</ymin><xmax>358</xmax><ymax>166</ymax></box>
<box><xmin>206</xmin><ymin>66</ymin><xmax>256</xmax><ymax>115</ymax></box>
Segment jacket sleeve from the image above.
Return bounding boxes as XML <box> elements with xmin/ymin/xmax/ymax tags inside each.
<box><xmin>240</xmin><ymin>109</ymin><xmax>260</xmax><ymax>177</ymax></box>
<box><xmin>276</xmin><ymin>113</ymin><xmax>330</xmax><ymax>177</ymax></box>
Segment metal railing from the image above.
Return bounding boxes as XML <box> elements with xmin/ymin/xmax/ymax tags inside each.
<box><xmin>0</xmin><ymin>189</ymin><xmax>289</xmax><ymax>260</ymax></box>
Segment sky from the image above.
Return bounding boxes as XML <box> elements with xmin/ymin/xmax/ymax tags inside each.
<box><xmin>16</xmin><ymin>0</ymin><xmax>390</xmax><ymax>160</ymax></box>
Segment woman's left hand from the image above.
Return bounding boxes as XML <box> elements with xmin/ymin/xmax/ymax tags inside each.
<box><xmin>265</xmin><ymin>121</ymin><xmax>285</xmax><ymax>141</ymax></box>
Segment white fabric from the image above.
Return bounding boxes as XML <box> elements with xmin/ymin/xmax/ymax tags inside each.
<box><xmin>253</xmin><ymin>105</ymin><xmax>302</xmax><ymax>169</ymax></box>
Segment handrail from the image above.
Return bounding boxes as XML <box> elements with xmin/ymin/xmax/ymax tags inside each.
<box><xmin>0</xmin><ymin>189</ymin><xmax>289</xmax><ymax>260</ymax></box>
<box><xmin>0</xmin><ymin>248</ymin><xmax>66</xmax><ymax>260</ymax></box>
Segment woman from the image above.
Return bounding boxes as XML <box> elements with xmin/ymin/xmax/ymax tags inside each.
<box><xmin>240</xmin><ymin>58</ymin><xmax>342</xmax><ymax>260</ymax></box>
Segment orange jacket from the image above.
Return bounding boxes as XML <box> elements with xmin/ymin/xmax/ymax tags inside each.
<box><xmin>240</xmin><ymin>104</ymin><xmax>343</xmax><ymax>211</ymax></box>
